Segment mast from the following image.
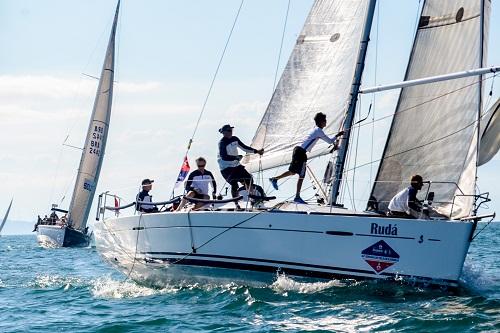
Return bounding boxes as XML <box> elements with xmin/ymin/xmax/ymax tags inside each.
<box><xmin>67</xmin><ymin>1</ymin><xmax>120</xmax><ymax>231</ymax></box>
<box><xmin>475</xmin><ymin>0</ymin><xmax>486</xmax><ymax>202</ymax></box>
<box><xmin>330</xmin><ymin>0</ymin><xmax>377</xmax><ymax>205</ymax></box>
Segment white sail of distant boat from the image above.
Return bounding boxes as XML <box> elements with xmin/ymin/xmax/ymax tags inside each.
<box><xmin>36</xmin><ymin>1</ymin><xmax>120</xmax><ymax>247</ymax></box>
<box><xmin>67</xmin><ymin>2</ymin><xmax>119</xmax><ymax>233</ymax></box>
<box><xmin>244</xmin><ymin>0</ymin><xmax>371</xmax><ymax>172</ymax></box>
<box><xmin>0</xmin><ymin>198</ymin><xmax>13</xmax><ymax>236</ymax></box>
<box><xmin>370</xmin><ymin>0</ymin><xmax>490</xmax><ymax>218</ymax></box>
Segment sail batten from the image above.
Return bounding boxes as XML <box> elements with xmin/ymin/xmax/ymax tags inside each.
<box><xmin>67</xmin><ymin>2</ymin><xmax>119</xmax><ymax>231</ymax></box>
<box><xmin>244</xmin><ymin>0</ymin><xmax>371</xmax><ymax>172</ymax></box>
<box><xmin>370</xmin><ymin>0</ymin><xmax>490</xmax><ymax>218</ymax></box>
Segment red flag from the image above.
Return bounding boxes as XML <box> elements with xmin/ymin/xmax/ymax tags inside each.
<box><xmin>175</xmin><ymin>156</ymin><xmax>190</xmax><ymax>188</ymax></box>
<box><xmin>114</xmin><ymin>197</ymin><xmax>119</xmax><ymax>208</ymax></box>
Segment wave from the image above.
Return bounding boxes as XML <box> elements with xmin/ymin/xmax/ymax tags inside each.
<box><xmin>270</xmin><ymin>273</ymin><xmax>352</xmax><ymax>294</ymax></box>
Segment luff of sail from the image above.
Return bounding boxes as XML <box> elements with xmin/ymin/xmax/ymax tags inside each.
<box><xmin>478</xmin><ymin>97</ymin><xmax>500</xmax><ymax>166</ymax></box>
<box><xmin>370</xmin><ymin>0</ymin><xmax>490</xmax><ymax>218</ymax></box>
<box><xmin>67</xmin><ymin>2</ymin><xmax>119</xmax><ymax>231</ymax></box>
<box><xmin>243</xmin><ymin>0</ymin><xmax>370</xmax><ymax>172</ymax></box>
<box><xmin>0</xmin><ymin>198</ymin><xmax>13</xmax><ymax>235</ymax></box>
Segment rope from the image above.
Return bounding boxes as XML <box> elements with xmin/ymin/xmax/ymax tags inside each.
<box><xmin>471</xmin><ymin>215</ymin><xmax>495</xmax><ymax>241</ymax></box>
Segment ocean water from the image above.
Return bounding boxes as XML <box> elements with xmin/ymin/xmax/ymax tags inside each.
<box><xmin>0</xmin><ymin>224</ymin><xmax>499</xmax><ymax>332</ymax></box>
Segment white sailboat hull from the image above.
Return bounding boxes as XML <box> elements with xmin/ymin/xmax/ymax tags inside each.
<box><xmin>93</xmin><ymin>208</ymin><xmax>474</xmax><ymax>288</ymax></box>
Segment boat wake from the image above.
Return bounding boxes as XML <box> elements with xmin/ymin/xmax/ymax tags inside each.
<box><xmin>90</xmin><ymin>276</ymin><xmax>182</xmax><ymax>299</ymax></box>
<box><xmin>459</xmin><ymin>263</ymin><xmax>497</xmax><ymax>295</ymax></box>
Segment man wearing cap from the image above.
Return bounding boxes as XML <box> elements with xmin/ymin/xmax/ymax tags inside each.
<box><xmin>217</xmin><ymin>124</ymin><xmax>264</xmax><ymax>203</ymax></box>
<box><xmin>136</xmin><ymin>179</ymin><xmax>158</xmax><ymax>213</ymax></box>
<box><xmin>176</xmin><ymin>157</ymin><xmax>217</xmax><ymax>211</ymax></box>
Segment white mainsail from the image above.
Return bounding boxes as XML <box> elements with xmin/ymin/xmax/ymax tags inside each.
<box><xmin>370</xmin><ymin>0</ymin><xmax>489</xmax><ymax>218</ymax></box>
<box><xmin>478</xmin><ymin>97</ymin><xmax>500</xmax><ymax>166</ymax></box>
<box><xmin>67</xmin><ymin>2</ymin><xmax>119</xmax><ymax>231</ymax></box>
<box><xmin>0</xmin><ymin>198</ymin><xmax>13</xmax><ymax>235</ymax></box>
<box><xmin>243</xmin><ymin>0</ymin><xmax>371</xmax><ymax>172</ymax></box>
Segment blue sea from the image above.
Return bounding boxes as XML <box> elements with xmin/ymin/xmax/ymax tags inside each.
<box><xmin>0</xmin><ymin>224</ymin><xmax>499</xmax><ymax>332</ymax></box>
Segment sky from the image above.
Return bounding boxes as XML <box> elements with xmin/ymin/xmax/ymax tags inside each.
<box><xmin>1</xmin><ymin>0</ymin><xmax>499</xmax><ymax>234</ymax></box>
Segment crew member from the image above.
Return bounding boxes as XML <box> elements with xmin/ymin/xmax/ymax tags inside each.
<box><xmin>177</xmin><ymin>157</ymin><xmax>217</xmax><ymax>211</ymax></box>
<box><xmin>269</xmin><ymin>112</ymin><xmax>343</xmax><ymax>204</ymax></box>
<box><xmin>217</xmin><ymin>124</ymin><xmax>264</xmax><ymax>205</ymax></box>
<box><xmin>136</xmin><ymin>179</ymin><xmax>158</xmax><ymax>213</ymax></box>
<box><xmin>387</xmin><ymin>175</ymin><xmax>424</xmax><ymax>218</ymax></box>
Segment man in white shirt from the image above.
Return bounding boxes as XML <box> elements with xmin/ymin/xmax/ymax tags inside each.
<box><xmin>269</xmin><ymin>112</ymin><xmax>343</xmax><ymax>204</ymax></box>
<box><xmin>176</xmin><ymin>157</ymin><xmax>217</xmax><ymax>211</ymax></box>
<box><xmin>387</xmin><ymin>175</ymin><xmax>424</xmax><ymax>218</ymax></box>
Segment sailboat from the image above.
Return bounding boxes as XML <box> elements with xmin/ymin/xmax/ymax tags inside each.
<box><xmin>0</xmin><ymin>199</ymin><xmax>13</xmax><ymax>236</ymax></box>
<box><xmin>35</xmin><ymin>1</ymin><xmax>119</xmax><ymax>248</ymax></box>
<box><xmin>93</xmin><ymin>0</ymin><xmax>499</xmax><ymax>288</ymax></box>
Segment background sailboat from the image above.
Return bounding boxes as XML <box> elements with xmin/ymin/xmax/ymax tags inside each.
<box><xmin>35</xmin><ymin>1</ymin><xmax>119</xmax><ymax>247</ymax></box>
<box><xmin>0</xmin><ymin>199</ymin><xmax>13</xmax><ymax>237</ymax></box>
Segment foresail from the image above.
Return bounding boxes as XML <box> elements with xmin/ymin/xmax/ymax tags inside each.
<box><xmin>478</xmin><ymin>97</ymin><xmax>500</xmax><ymax>166</ymax></box>
<box><xmin>243</xmin><ymin>0</ymin><xmax>370</xmax><ymax>172</ymax></box>
<box><xmin>0</xmin><ymin>198</ymin><xmax>13</xmax><ymax>234</ymax></box>
<box><xmin>68</xmin><ymin>2</ymin><xmax>119</xmax><ymax>231</ymax></box>
<box><xmin>370</xmin><ymin>0</ymin><xmax>489</xmax><ymax>218</ymax></box>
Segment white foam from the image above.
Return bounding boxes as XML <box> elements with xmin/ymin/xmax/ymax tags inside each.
<box><xmin>29</xmin><ymin>274</ymin><xmax>84</xmax><ymax>289</ymax></box>
<box><xmin>270</xmin><ymin>274</ymin><xmax>347</xmax><ymax>294</ymax></box>
<box><xmin>460</xmin><ymin>262</ymin><xmax>496</xmax><ymax>294</ymax></box>
<box><xmin>90</xmin><ymin>276</ymin><xmax>178</xmax><ymax>299</ymax></box>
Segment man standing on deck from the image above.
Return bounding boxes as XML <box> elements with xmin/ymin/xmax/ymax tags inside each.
<box><xmin>217</xmin><ymin>124</ymin><xmax>264</xmax><ymax>206</ymax></box>
<box><xmin>136</xmin><ymin>179</ymin><xmax>158</xmax><ymax>213</ymax></box>
<box><xmin>387</xmin><ymin>175</ymin><xmax>424</xmax><ymax>218</ymax></box>
<box><xmin>269</xmin><ymin>112</ymin><xmax>343</xmax><ymax>204</ymax></box>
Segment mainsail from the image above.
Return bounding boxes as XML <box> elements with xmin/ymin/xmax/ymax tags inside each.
<box><xmin>0</xmin><ymin>198</ymin><xmax>13</xmax><ymax>235</ymax></box>
<box><xmin>243</xmin><ymin>0</ymin><xmax>371</xmax><ymax>172</ymax></box>
<box><xmin>370</xmin><ymin>0</ymin><xmax>490</xmax><ymax>218</ymax></box>
<box><xmin>67</xmin><ymin>2</ymin><xmax>119</xmax><ymax>231</ymax></box>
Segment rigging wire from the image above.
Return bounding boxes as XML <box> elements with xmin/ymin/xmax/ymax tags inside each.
<box><xmin>184</xmin><ymin>0</ymin><xmax>245</xmax><ymax>155</ymax></box>
<box><xmin>369</xmin><ymin>0</ymin><xmax>380</xmax><ymax>190</ymax></box>
<box><xmin>262</xmin><ymin>0</ymin><xmax>292</xmax><ymax>194</ymax></box>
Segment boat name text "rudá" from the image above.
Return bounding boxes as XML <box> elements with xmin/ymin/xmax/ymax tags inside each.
<box><xmin>371</xmin><ymin>223</ymin><xmax>398</xmax><ymax>236</ymax></box>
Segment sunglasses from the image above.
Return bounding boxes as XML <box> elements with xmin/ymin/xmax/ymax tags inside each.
<box><xmin>197</xmin><ymin>164</ymin><xmax>206</xmax><ymax>168</ymax></box>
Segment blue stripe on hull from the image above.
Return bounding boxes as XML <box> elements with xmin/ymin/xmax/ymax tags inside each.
<box><xmin>138</xmin><ymin>253</ymin><xmax>458</xmax><ymax>289</ymax></box>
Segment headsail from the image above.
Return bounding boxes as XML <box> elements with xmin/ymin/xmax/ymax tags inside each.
<box><xmin>243</xmin><ymin>0</ymin><xmax>371</xmax><ymax>172</ymax></box>
<box><xmin>67</xmin><ymin>1</ymin><xmax>119</xmax><ymax>231</ymax></box>
<box><xmin>370</xmin><ymin>0</ymin><xmax>490</xmax><ymax>218</ymax></box>
<box><xmin>478</xmin><ymin>97</ymin><xmax>500</xmax><ymax>166</ymax></box>
<box><xmin>0</xmin><ymin>198</ymin><xmax>13</xmax><ymax>235</ymax></box>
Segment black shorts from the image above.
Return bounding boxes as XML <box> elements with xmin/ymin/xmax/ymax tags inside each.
<box><xmin>289</xmin><ymin>146</ymin><xmax>307</xmax><ymax>177</ymax></box>
<box><xmin>189</xmin><ymin>188</ymin><xmax>209</xmax><ymax>199</ymax></box>
<box><xmin>221</xmin><ymin>165</ymin><xmax>252</xmax><ymax>184</ymax></box>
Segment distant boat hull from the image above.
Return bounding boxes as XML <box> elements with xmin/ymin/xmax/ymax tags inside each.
<box><xmin>36</xmin><ymin>225</ymin><xmax>89</xmax><ymax>248</ymax></box>
<box><xmin>93</xmin><ymin>208</ymin><xmax>474</xmax><ymax>289</ymax></box>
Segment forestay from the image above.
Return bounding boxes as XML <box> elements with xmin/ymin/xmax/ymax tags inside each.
<box><xmin>243</xmin><ymin>0</ymin><xmax>370</xmax><ymax>172</ymax></box>
<box><xmin>67</xmin><ymin>2</ymin><xmax>119</xmax><ymax>231</ymax></box>
<box><xmin>478</xmin><ymin>97</ymin><xmax>500</xmax><ymax>166</ymax></box>
<box><xmin>370</xmin><ymin>0</ymin><xmax>489</xmax><ymax>218</ymax></box>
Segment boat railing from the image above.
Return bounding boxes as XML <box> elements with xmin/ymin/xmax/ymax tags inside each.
<box><xmin>96</xmin><ymin>191</ymin><xmax>184</xmax><ymax>221</ymax></box>
<box><xmin>420</xmin><ymin>181</ymin><xmax>491</xmax><ymax>218</ymax></box>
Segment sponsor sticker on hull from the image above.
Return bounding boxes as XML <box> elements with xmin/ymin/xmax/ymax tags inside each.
<box><xmin>362</xmin><ymin>240</ymin><xmax>400</xmax><ymax>274</ymax></box>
